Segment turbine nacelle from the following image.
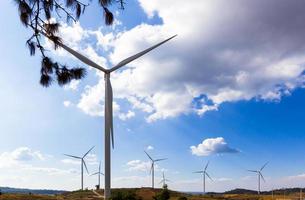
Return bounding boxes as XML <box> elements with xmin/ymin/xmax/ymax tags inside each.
<box><xmin>64</xmin><ymin>146</ymin><xmax>95</xmax><ymax>190</ymax></box>
<box><xmin>159</xmin><ymin>172</ymin><xmax>170</xmax><ymax>186</ymax></box>
<box><xmin>47</xmin><ymin>32</ymin><xmax>177</xmax><ymax>199</ymax></box>
<box><xmin>144</xmin><ymin>150</ymin><xmax>167</xmax><ymax>188</ymax></box>
<box><xmin>193</xmin><ymin>161</ymin><xmax>213</xmax><ymax>194</ymax></box>
<box><xmin>247</xmin><ymin>162</ymin><xmax>268</xmax><ymax>194</ymax></box>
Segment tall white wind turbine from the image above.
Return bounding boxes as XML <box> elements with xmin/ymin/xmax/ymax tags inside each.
<box><xmin>64</xmin><ymin>146</ymin><xmax>94</xmax><ymax>190</ymax></box>
<box><xmin>193</xmin><ymin>161</ymin><xmax>213</xmax><ymax>194</ymax></box>
<box><xmin>248</xmin><ymin>162</ymin><xmax>268</xmax><ymax>195</ymax></box>
<box><xmin>45</xmin><ymin>34</ymin><xmax>177</xmax><ymax>199</ymax></box>
<box><xmin>144</xmin><ymin>150</ymin><xmax>167</xmax><ymax>189</ymax></box>
<box><xmin>159</xmin><ymin>171</ymin><xmax>170</xmax><ymax>188</ymax></box>
<box><xmin>91</xmin><ymin>161</ymin><xmax>104</xmax><ymax>189</ymax></box>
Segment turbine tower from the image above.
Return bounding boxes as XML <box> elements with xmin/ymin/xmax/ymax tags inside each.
<box><xmin>64</xmin><ymin>146</ymin><xmax>94</xmax><ymax>190</ymax></box>
<box><xmin>43</xmin><ymin>32</ymin><xmax>176</xmax><ymax>199</ymax></box>
<box><xmin>193</xmin><ymin>161</ymin><xmax>213</xmax><ymax>194</ymax></box>
<box><xmin>248</xmin><ymin>162</ymin><xmax>268</xmax><ymax>195</ymax></box>
<box><xmin>144</xmin><ymin>151</ymin><xmax>167</xmax><ymax>189</ymax></box>
<box><xmin>159</xmin><ymin>171</ymin><xmax>170</xmax><ymax>188</ymax></box>
<box><xmin>91</xmin><ymin>161</ymin><xmax>104</xmax><ymax>190</ymax></box>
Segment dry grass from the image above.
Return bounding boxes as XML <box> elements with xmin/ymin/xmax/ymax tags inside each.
<box><xmin>0</xmin><ymin>189</ymin><xmax>303</xmax><ymax>200</ymax></box>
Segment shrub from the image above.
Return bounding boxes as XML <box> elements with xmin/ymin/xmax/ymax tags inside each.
<box><xmin>110</xmin><ymin>190</ymin><xmax>142</xmax><ymax>200</ymax></box>
<box><xmin>178</xmin><ymin>197</ymin><xmax>187</xmax><ymax>200</ymax></box>
<box><xmin>153</xmin><ymin>185</ymin><xmax>170</xmax><ymax>200</ymax></box>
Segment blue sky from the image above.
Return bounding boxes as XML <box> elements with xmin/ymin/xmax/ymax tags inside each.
<box><xmin>1</xmin><ymin>0</ymin><xmax>305</xmax><ymax>192</ymax></box>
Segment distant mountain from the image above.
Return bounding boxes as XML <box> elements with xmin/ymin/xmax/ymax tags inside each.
<box><xmin>223</xmin><ymin>188</ymin><xmax>258</xmax><ymax>194</ymax></box>
<box><xmin>0</xmin><ymin>186</ymin><xmax>67</xmax><ymax>195</ymax></box>
<box><xmin>206</xmin><ymin>187</ymin><xmax>305</xmax><ymax>195</ymax></box>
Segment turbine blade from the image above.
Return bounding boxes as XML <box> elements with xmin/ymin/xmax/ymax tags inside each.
<box><xmin>90</xmin><ymin>172</ymin><xmax>99</xmax><ymax>176</ymax></box>
<box><xmin>150</xmin><ymin>164</ymin><xmax>153</xmax><ymax>174</ymax></box>
<box><xmin>247</xmin><ymin>170</ymin><xmax>259</xmax><ymax>173</ymax></box>
<box><xmin>260</xmin><ymin>162</ymin><xmax>269</xmax><ymax>171</ymax></box>
<box><xmin>83</xmin><ymin>146</ymin><xmax>95</xmax><ymax>158</ymax></box>
<box><xmin>260</xmin><ymin>172</ymin><xmax>266</xmax><ymax>182</ymax></box>
<box><xmin>193</xmin><ymin>171</ymin><xmax>204</xmax><ymax>174</ymax></box>
<box><xmin>64</xmin><ymin>154</ymin><xmax>81</xmax><ymax>159</ymax></box>
<box><xmin>144</xmin><ymin>151</ymin><xmax>153</xmax><ymax>161</ymax></box>
<box><xmin>155</xmin><ymin>158</ymin><xmax>167</xmax><ymax>162</ymax></box>
<box><xmin>83</xmin><ymin>160</ymin><xmax>89</xmax><ymax>174</ymax></box>
<box><xmin>99</xmin><ymin>161</ymin><xmax>101</xmax><ymax>173</ymax></box>
<box><xmin>205</xmin><ymin>172</ymin><xmax>213</xmax><ymax>181</ymax></box>
<box><xmin>105</xmin><ymin>75</ymin><xmax>114</xmax><ymax>149</ymax></box>
<box><xmin>108</xmin><ymin>78</ymin><xmax>114</xmax><ymax>149</ymax></box>
<box><xmin>109</xmin><ymin>35</ymin><xmax>177</xmax><ymax>72</ymax></box>
<box><xmin>204</xmin><ymin>161</ymin><xmax>210</xmax><ymax>171</ymax></box>
<box><xmin>59</xmin><ymin>42</ymin><xmax>107</xmax><ymax>73</ymax></box>
<box><xmin>39</xmin><ymin>30</ymin><xmax>108</xmax><ymax>73</ymax></box>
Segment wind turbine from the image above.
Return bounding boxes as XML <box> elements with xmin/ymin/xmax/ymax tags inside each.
<box><xmin>193</xmin><ymin>161</ymin><xmax>213</xmax><ymax>194</ymax></box>
<box><xmin>144</xmin><ymin>150</ymin><xmax>167</xmax><ymax>189</ymax></box>
<box><xmin>64</xmin><ymin>146</ymin><xmax>94</xmax><ymax>190</ymax></box>
<box><xmin>159</xmin><ymin>171</ymin><xmax>170</xmax><ymax>188</ymax></box>
<box><xmin>248</xmin><ymin>162</ymin><xmax>268</xmax><ymax>195</ymax></box>
<box><xmin>45</xmin><ymin>33</ymin><xmax>177</xmax><ymax>199</ymax></box>
<box><xmin>91</xmin><ymin>161</ymin><xmax>104</xmax><ymax>189</ymax></box>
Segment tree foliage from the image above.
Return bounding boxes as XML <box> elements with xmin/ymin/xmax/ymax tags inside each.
<box><xmin>110</xmin><ymin>190</ymin><xmax>142</xmax><ymax>200</ymax></box>
<box><xmin>153</xmin><ymin>185</ymin><xmax>170</xmax><ymax>200</ymax></box>
<box><xmin>14</xmin><ymin>0</ymin><xmax>124</xmax><ymax>87</ymax></box>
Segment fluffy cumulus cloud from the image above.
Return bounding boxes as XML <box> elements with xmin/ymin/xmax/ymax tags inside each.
<box><xmin>126</xmin><ymin>160</ymin><xmax>151</xmax><ymax>172</ymax></box>
<box><xmin>0</xmin><ymin>147</ymin><xmax>45</xmax><ymax>164</ymax></box>
<box><xmin>0</xmin><ymin>147</ymin><xmax>76</xmax><ymax>174</ymax></box>
<box><xmin>53</xmin><ymin>0</ymin><xmax>305</xmax><ymax>122</ymax></box>
<box><xmin>190</xmin><ymin>137</ymin><xmax>239</xmax><ymax>156</ymax></box>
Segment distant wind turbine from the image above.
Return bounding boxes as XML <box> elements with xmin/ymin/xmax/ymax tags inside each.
<box><xmin>159</xmin><ymin>171</ymin><xmax>170</xmax><ymax>188</ymax></box>
<box><xmin>64</xmin><ymin>146</ymin><xmax>94</xmax><ymax>190</ymax></box>
<box><xmin>193</xmin><ymin>161</ymin><xmax>213</xmax><ymax>194</ymax></box>
<box><xmin>43</xmin><ymin>32</ymin><xmax>177</xmax><ymax>199</ymax></box>
<box><xmin>91</xmin><ymin>161</ymin><xmax>104</xmax><ymax>189</ymax></box>
<box><xmin>144</xmin><ymin>150</ymin><xmax>167</xmax><ymax>189</ymax></box>
<box><xmin>248</xmin><ymin>162</ymin><xmax>268</xmax><ymax>195</ymax></box>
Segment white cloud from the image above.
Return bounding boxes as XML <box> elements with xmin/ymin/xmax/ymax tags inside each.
<box><xmin>50</xmin><ymin>1</ymin><xmax>305</xmax><ymax>122</ymax></box>
<box><xmin>126</xmin><ymin>159</ymin><xmax>166</xmax><ymax>173</ymax></box>
<box><xmin>286</xmin><ymin>173</ymin><xmax>305</xmax><ymax>180</ymax></box>
<box><xmin>64</xmin><ymin>80</ymin><xmax>80</xmax><ymax>91</ymax></box>
<box><xmin>112</xmin><ymin>175</ymin><xmax>151</xmax><ymax>188</ymax></box>
<box><xmin>63</xmin><ymin>100</ymin><xmax>72</xmax><ymax>107</ymax></box>
<box><xmin>126</xmin><ymin>160</ymin><xmax>151</xmax><ymax>172</ymax></box>
<box><xmin>86</xmin><ymin>153</ymin><xmax>99</xmax><ymax>165</ymax></box>
<box><xmin>23</xmin><ymin>166</ymin><xmax>76</xmax><ymax>175</ymax></box>
<box><xmin>0</xmin><ymin>147</ymin><xmax>74</xmax><ymax>176</ymax></box>
<box><xmin>77</xmin><ymin>81</ymin><xmax>105</xmax><ymax>116</ymax></box>
<box><xmin>190</xmin><ymin>137</ymin><xmax>239</xmax><ymax>156</ymax></box>
<box><xmin>61</xmin><ymin>158</ymin><xmax>80</xmax><ymax>165</ymax></box>
<box><xmin>0</xmin><ymin>147</ymin><xmax>46</xmax><ymax>164</ymax></box>
<box><xmin>119</xmin><ymin>110</ymin><xmax>135</xmax><ymax>120</ymax></box>
<box><xmin>146</xmin><ymin>145</ymin><xmax>154</xmax><ymax>151</ymax></box>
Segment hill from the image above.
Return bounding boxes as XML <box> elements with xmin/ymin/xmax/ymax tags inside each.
<box><xmin>0</xmin><ymin>187</ymin><xmax>305</xmax><ymax>200</ymax></box>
